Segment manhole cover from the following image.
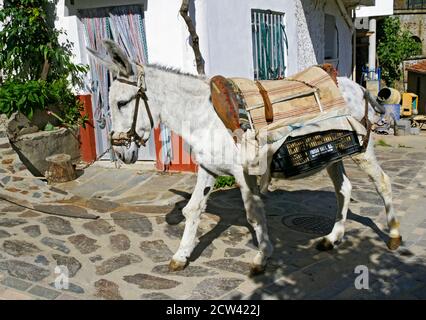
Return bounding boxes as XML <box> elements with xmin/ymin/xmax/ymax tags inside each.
<box><xmin>281</xmin><ymin>214</ymin><xmax>334</xmax><ymax>235</ymax></box>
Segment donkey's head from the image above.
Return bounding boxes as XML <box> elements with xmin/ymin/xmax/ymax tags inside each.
<box><xmin>87</xmin><ymin>40</ymin><xmax>155</xmax><ymax>164</ymax></box>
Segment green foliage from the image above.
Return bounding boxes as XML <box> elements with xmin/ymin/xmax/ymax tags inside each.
<box><xmin>377</xmin><ymin>17</ymin><xmax>422</xmax><ymax>87</ymax></box>
<box><xmin>214</xmin><ymin>176</ymin><xmax>236</xmax><ymax>189</ymax></box>
<box><xmin>0</xmin><ymin>0</ymin><xmax>88</xmax><ymax>126</ymax></box>
<box><xmin>0</xmin><ymin>79</ymin><xmax>87</xmax><ymax>127</ymax></box>
<box><xmin>375</xmin><ymin>139</ymin><xmax>392</xmax><ymax>147</ymax></box>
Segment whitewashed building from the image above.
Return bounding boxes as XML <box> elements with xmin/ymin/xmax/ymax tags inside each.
<box><xmin>1</xmin><ymin>0</ymin><xmax>378</xmax><ymax>163</ymax></box>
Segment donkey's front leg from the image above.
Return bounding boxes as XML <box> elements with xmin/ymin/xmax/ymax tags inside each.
<box><xmin>169</xmin><ymin>167</ymin><xmax>215</xmax><ymax>271</ymax></box>
<box><xmin>317</xmin><ymin>161</ymin><xmax>352</xmax><ymax>251</ymax></box>
<box><xmin>235</xmin><ymin>170</ymin><xmax>273</xmax><ymax>276</ymax></box>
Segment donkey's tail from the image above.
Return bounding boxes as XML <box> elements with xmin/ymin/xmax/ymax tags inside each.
<box><xmin>364</xmin><ymin>89</ymin><xmax>386</xmax><ymax>115</ymax></box>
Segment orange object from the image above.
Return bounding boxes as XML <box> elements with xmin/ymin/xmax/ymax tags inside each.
<box><xmin>154</xmin><ymin>127</ymin><xmax>198</xmax><ymax>173</ymax></box>
<box><xmin>78</xmin><ymin>94</ymin><xmax>97</xmax><ymax>163</ymax></box>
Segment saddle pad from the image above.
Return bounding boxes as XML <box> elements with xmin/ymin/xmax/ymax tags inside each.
<box><xmin>229</xmin><ymin>66</ymin><xmax>347</xmax><ymax>130</ymax></box>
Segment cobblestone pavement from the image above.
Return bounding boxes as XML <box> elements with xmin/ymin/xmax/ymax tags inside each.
<box><xmin>1</xmin><ymin>134</ymin><xmax>426</xmax><ymax>300</ymax></box>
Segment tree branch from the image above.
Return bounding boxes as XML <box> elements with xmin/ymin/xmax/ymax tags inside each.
<box><xmin>180</xmin><ymin>0</ymin><xmax>205</xmax><ymax>75</ymax></box>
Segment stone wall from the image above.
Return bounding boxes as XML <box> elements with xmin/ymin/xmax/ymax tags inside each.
<box><xmin>398</xmin><ymin>14</ymin><xmax>426</xmax><ymax>55</ymax></box>
<box><xmin>296</xmin><ymin>0</ymin><xmax>353</xmax><ymax>77</ymax></box>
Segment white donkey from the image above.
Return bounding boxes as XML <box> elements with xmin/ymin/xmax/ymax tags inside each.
<box><xmin>88</xmin><ymin>40</ymin><xmax>401</xmax><ymax>275</ymax></box>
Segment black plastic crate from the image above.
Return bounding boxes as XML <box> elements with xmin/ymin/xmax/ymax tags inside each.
<box><xmin>271</xmin><ymin>130</ymin><xmax>362</xmax><ymax>178</ymax></box>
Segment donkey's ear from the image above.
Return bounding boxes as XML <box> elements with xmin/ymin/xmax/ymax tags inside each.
<box><xmin>102</xmin><ymin>39</ymin><xmax>133</xmax><ymax>77</ymax></box>
<box><xmin>86</xmin><ymin>46</ymin><xmax>120</xmax><ymax>74</ymax></box>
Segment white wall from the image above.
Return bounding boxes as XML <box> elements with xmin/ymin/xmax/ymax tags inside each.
<box><xmin>144</xmin><ymin>0</ymin><xmax>198</xmax><ymax>74</ymax></box>
<box><xmin>55</xmin><ymin>0</ymin><xmax>353</xmax><ymax>79</ymax></box>
<box><xmin>325</xmin><ymin>0</ymin><xmax>353</xmax><ymax>77</ymax></box>
<box><xmin>356</xmin><ymin>0</ymin><xmax>393</xmax><ymax>17</ymax></box>
<box><xmin>201</xmin><ymin>0</ymin><xmax>298</xmax><ymax>78</ymax></box>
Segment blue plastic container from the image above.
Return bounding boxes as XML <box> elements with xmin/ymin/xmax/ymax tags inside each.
<box><xmin>384</xmin><ymin>104</ymin><xmax>401</xmax><ymax>121</ymax></box>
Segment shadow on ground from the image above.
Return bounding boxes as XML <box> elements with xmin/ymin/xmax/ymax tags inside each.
<box><xmin>166</xmin><ymin>188</ymin><xmax>426</xmax><ymax>299</ymax></box>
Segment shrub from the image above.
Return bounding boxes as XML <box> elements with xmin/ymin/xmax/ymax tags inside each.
<box><xmin>377</xmin><ymin>17</ymin><xmax>422</xmax><ymax>87</ymax></box>
<box><xmin>214</xmin><ymin>176</ymin><xmax>236</xmax><ymax>189</ymax></box>
<box><xmin>0</xmin><ymin>0</ymin><xmax>87</xmax><ymax>126</ymax></box>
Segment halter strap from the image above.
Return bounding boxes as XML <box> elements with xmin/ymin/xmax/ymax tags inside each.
<box><xmin>111</xmin><ymin>74</ymin><xmax>152</xmax><ymax>147</ymax></box>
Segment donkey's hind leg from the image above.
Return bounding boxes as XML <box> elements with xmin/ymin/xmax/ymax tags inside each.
<box><xmin>169</xmin><ymin>167</ymin><xmax>215</xmax><ymax>271</ymax></box>
<box><xmin>351</xmin><ymin>141</ymin><xmax>402</xmax><ymax>250</ymax></box>
<box><xmin>235</xmin><ymin>169</ymin><xmax>273</xmax><ymax>276</ymax></box>
<box><xmin>317</xmin><ymin>161</ymin><xmax>352</xmax><ymax>251</ymax></box>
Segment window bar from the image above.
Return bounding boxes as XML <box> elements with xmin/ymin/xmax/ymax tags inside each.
<box><xmin>260</xmin><ymin>13</ymin><xmax>268</xmax><ymax>79</ymax></box>
<box><xmin>253</xmin><ymin>11</ymin><xmax>258</xmax><ymax>79</ymax></box>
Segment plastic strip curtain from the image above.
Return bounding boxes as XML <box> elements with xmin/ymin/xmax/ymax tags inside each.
<box><xmin>80</xmin><ymin>10</ymin><xmax>112</xmax><ymax>159</ymax></box>
<box><xmin>109</xmin><ymin>6</ymin><xmax>171</xmax><ymax>165</ymax></box>
<box><xmin>252</xmin><ymin>10</ymin><xmax>287</xmax><ymax>80</ymax></box>
<box><xmin>80</xmin><ymin>5</ymin><xmax>159</xmax><ymax>161</ymax></box>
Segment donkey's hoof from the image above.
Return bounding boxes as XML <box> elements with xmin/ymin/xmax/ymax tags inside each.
<box><xmin>249</xmin><ymin>264</ymin><xmax>266</xmax><ymax>277</ymax></box>
<box><xmin>387</xmin><ymin>236</ymin><xmax>402</xmax><ymax>251</ymax></box>
<box><xmin>316</xmin><ymin>238</ymin><xmax>335</xmax><ymax>251</ymax></box>
<box><xmin>169</xmin><ymin>259</ymin><xmax>187</xmax><ymax>272</ymax></box>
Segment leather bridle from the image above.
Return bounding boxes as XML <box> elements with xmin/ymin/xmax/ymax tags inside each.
<box><xmin>110</xmin><ymin>70</ymin><xmax>153</xmax><ymax>148</ymax></box>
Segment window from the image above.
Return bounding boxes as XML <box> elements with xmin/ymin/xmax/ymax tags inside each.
<box><xmin>408</xmin><ymin>0</ymin><xmax>426</xmax><ymax>9</ymax></box>
<box><xmin>251</xmin><ymin>9</ymin><xmax>288</xmax><ymax>80</ymax></box>
<box><xmin>324</xmin><ymin>14</ymin><xmax>338</xmax><ymax>61</ymax></box>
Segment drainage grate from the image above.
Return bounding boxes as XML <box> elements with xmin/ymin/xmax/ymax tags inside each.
<box><xmin>281</xmin><ymin>214</ymin><xmax>334</xmax><ymax>235</ymax></box>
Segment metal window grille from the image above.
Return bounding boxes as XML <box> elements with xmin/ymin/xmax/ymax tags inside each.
<box><xmin>407</xmin><ymin>0</ymin><xmax>426</xmax><ymax>9</ymax></box>
<box><xmin>251</xmin><ymin>9</ymin><xmax>288</xmax><ymax>80</ymax></box>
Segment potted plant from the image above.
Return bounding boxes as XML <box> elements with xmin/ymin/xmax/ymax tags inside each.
<box><xmin>0</xmin><ymin>0</ymin><xmax>88</xmax><ymax>176</ymax></box>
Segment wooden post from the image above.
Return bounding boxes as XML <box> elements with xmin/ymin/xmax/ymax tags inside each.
<box><xmin>45</xmin><ymin>153</ymin><xmax>76</xmax><ymax>184</ymax></box>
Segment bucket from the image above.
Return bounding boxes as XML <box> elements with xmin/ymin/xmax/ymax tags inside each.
<box><xmin>384</xmin><ymin>104</ymin><xmax>401</xmax><ymax>121</ymax></box>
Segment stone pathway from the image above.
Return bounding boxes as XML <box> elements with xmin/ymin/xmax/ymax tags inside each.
<box><xmin>1</xmin><ymin>134</ymin><xmax>426</xmax><ymax>299</ymax></box>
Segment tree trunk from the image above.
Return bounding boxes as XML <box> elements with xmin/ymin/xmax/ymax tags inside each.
<box><xmin>45</xmin><ymin>153</ymin><xmax>76</xmax><ymax>184</ymax></box>
<box><xmin>180</xmin><ymin>0</ymin><xmax>205</xmax><ymax>75</ymax></box>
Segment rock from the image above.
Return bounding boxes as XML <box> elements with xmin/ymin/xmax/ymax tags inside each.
<box><xmin>123</xmin><ymin>273</ymin><xmax>181</xmax><ymax>290</ymax></box>
<box><xmin>190</xmin><ymin>278</ymin><xmax>244</xmax><ymax>299</ymax></box>
<box><xmin>0</xmin><ymin>260</ymin><xmax>50</xmax><ymax>281</ymax></box>
<box><xmin>22</xmin><ymin>225</ymin><xmax>41</xmax><ymax>238</ymax></box>
<box><xmin>68</xmin><ymin>234</ymin><xmax>100</xmax><ymax>254</ymax></box>
<box><xmin>84</xmin><ymin>198</ymin><xmax>119</xmax><ymax>213</ymax></box>
<box><xmin>34</xmin><ymin>255</ymin><xmax>50</xmax><ymax>266</ymax></box>
<box><xmin>0</xmin><ymin>218</ymin><xmax>27</xmax><ymax>227</ymax></box>
<box><xmin>111</xmin><ymin>212</ymin><xmax>152</xmax><ymax>237</ymax></box>
<box><xmin>39</xmin><ymin>216</ymin><xmax>75</xmax><ymax>235</ymax></box>
<box><xmin>0</xmin><ymin>229</ymin><xmax>11</xmax><ymax>238</ymax></box>
<box><xmin>200</xmin><ymin>243</ymin><xmax>216</xmax><ymax>258</ymax></box>
<box><xmin>35</xmin><ymin>205</ymin><xmax>97</xmax><ymax>219</ymax></box>
<box><xmin>95</xmin><ymin>253</ymin><xmax>142</xmax><ymax>275</ymax></box>
<box><xmin>19</xmin><ymin>210</ymin><xmax>41</xmax><ymax>218</ymax></box>
<box><xmin>89</xmin><ymin>255</ymin><xmax>103</xmax><ymax>263</ymax></box>
<box><xmin>83</xmin><ymin>219</ymin><xmax>115</xmax><ymax>236</ymax></box>
<box><xmin>222</xmin><ymin>226</ymin><xmax>247</xmax><ymax>245</ymax></box>
<box><xmin>140</xmin><ymin>240</ymin><xmax>173</xmax><ymax>263</ymax></box>
<box><xmin>204</xmin><ymin>259</ymin><xmax>251</xmax><ymax>275</ymax></box>
<box><xmin>140</xmin><ymin>292</ymin><xmax>173</xmax><ymax>300</ymax></box>
<box><xmin>41</xmin><ymin>237</ymin><xmax>70</xmax><ymax>254</ymax></box>
<box><xmin>152</xmin><ymin>265</ymin><xmax>218</xmax><ymax>277</ymax></box>
<box><xmin>94</xmin><ymin>279</ymin><xmax>123</xmax><ymax>300</ymax></box>
<box><xmin>2</xmin><ymin>205</ymin><xmax>25</xmax><ymax>212</ymax></box>
<box><xmin>52</xmin><ymin>254</ymin><xmax>82</xmax><ymax>277</ymax></box>
<box><xmin>2</xmin><ymin>240</ymin><xmax>41</xmax><ymax>257</ymax></box>
<box><xmin>164</xmin><ymin>224</ymin><xmax>184</xmax><ymax>239</ymax></box>
<box><xmin>224</xmin><ymin>248</ymin><xmax>249</xmax><ymax>257</ymax></box>
<box><xmin>49</xmin><ymin>282</ymin><xmax>84</xmax><ymax>294</ymax></box>
<box><xmin>6</xmin><ymin>112</ymin><xmax>38</xmax><ymax>139</ymax></box>
<box><xmin>109</xmin><ymin>234</ymin><xmax>130</xmax><ymax>252</ymax></box>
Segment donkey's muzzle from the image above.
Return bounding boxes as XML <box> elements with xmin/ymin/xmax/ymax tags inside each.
<box><xmin>110</xmin><ymin>131</ymin><xmax>145</xmax><ymax>147</ymax></box>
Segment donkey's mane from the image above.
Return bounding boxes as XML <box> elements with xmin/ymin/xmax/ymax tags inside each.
<box><xmin>146</xmin><ymin>63</ymin><xmax>206</xmax><ymax>80</ymax></box>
